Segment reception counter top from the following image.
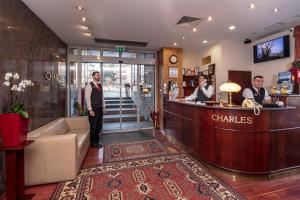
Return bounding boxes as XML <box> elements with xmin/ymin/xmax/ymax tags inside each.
<box><xmin>163</xmin><ymin>100</ymin><xmax>300</xmax><ymax>174</ymax></box>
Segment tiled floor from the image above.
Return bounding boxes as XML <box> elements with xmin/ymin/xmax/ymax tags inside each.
<box><xmin>23</xmin><ymin>129</ymin><xmax>300</xmax><ymax>199</ymax></box>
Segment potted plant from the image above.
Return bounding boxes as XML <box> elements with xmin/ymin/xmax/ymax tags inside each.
<box><xmin>0</xmin><ymin>72</ymin><xmax>34</xmax><ymax>147</ymax></box>
<box><xmin>149</xmin><ymin>107</ymin><xmax>160</xmax><ymax>130</ymax></box>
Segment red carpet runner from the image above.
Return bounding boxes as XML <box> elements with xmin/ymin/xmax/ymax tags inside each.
<box><xmin>51</xmin><ymin>153</ymin><xmax>245</xmax><ymax>200</ymax></box>
<box><xmin>104</xmin><ymin>139</ymin><xmax>169</xmax><ymax>162</ymax></box>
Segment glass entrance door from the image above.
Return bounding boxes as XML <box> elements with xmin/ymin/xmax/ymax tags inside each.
<box><xmin>102</xmin><ymin>63</ymin><xmax>139</xmax><ymax>131</ymax></box>
<box><xmin>80</xmin><ymin>62</ymin><xmax>155</xmax><ymax>132</ymax></box>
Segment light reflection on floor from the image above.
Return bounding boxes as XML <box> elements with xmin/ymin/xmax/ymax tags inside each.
<box><xmin>103</xmin><ymin>121</ymin><xmax>153</xmax><ymax>132</ymax></box>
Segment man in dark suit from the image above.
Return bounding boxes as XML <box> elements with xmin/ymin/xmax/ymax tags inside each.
<box><xmin>242</xmin><ymin>75</ymin><xmax>271</xmax><ymax>104</ymax></box>
<box><xmin>185</xmin><ymin>74</ymin><xmax>214</xmax><ymax>102</ymax></box>
<box><xmin>85</xmin><ymin>71</ymin><xmax>106</xmax><ymax>148</ymax></box>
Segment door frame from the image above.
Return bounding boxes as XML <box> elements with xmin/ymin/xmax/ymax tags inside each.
<box><xmin>67</xmin><ymin>47</ymin><xmax>156</xmax><ymax>132</ymax></box>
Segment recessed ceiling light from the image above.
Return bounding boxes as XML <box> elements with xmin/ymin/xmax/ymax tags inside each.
<box><xmin>203</xmin><ymin>40</ymin><xmax>208</xmax><ymax>44</ymax></box>
<box><xmin>228</xmin><ymin>25</ymin><xmax>236</xmax><ymax>30</ymax></box>
<box><xmin>81</xmin><ymin>25</ymin><xmax>90</xmax><ymax>30</ymax></box>
<box><xmin>77</xmin><ymin>6</ymin><xmax>83</xmax><ymax>10</ymax></box>
<box><xmin>174</xmin><ymin>42</ymin><xmax>177</xmax><ymax>46</ymax></box>
<box><xmin>84</xmin><ymin>32</ymin><xmax>92</xmax><ymax>36</ymax></box>
<box><xmin>81</xmin><ymin>17</ymin><xmax>86</xmax><ymax>22</ymax></box>
<box><xmin>182</xmin><ymin>36</ymin><xmax>186</xmax><ymax>40</ymax></box>
<box><xmin>192</xmin><ymin>28</ymin><xmax>197</xmax><ymax>32</ymax></box>
<box><xmin>6</xmin><ymin>26</ymin><xmax>11</xmax><ymax>29</ymax></box>
<box><xmin>208</xmin><ymin>16</ymin><xmax>212</xmax><ymax>21</ymax></box>
<box><xmin>273</xmin><ymin>8</ymin><xmax>279</xmax><ymax>12</ymax></box>
<box><xmin>250</xmin><ymin>3</ymin><xmax>256</xmax><ymax>9</ymax></box>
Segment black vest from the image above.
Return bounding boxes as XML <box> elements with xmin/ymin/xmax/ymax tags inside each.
<box><xmin>90</xmin><ymin>82</ymin><xmax>103</xmax><ymax>109</ymax></box>
<box><xmin>196</xmin><ymin>84</ymin><xmax>211</xmax><ymax>102</ymax></box>
<box><xmin>249</xmin><ymin>86</ymin><xmax>265</xmax><ymax>104</ymax></box>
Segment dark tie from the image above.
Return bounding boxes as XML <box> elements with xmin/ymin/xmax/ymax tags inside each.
<box><xmin>257</xmin><ymin>88</ymin><xmax>260</xmax><ymax>97</ymax></box>
<box><xmin>97</xmin><ymin>83</ymin><xmax>101</xmax><ymax>91</ymax></box>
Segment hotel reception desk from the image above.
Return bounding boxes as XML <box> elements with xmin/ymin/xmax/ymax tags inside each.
<box><xmin>163</xmin><ymin>100</ymin><xmax>300</xmax><ymax>174</ymax></box>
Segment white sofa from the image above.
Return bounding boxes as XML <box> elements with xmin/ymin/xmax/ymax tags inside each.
<box><xmin>24</xmin><ymin>117</ymin><xmax>90</xmax><ymax>186</ymax></box>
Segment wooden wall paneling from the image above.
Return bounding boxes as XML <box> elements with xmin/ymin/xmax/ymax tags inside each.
<box><xmin>157</xmin><ymin>47</ymin><xmax>183</xmax><ymax>129</ymax></box>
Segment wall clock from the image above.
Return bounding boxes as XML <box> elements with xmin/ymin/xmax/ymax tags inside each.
<box><xmin>169</xmin><ymin>55</ymin><xmax>178</xmax><ymax>64</ymax></box>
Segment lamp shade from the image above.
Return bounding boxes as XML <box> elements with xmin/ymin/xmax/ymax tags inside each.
<box><xmin>219</xmin><ymin>82</ymin><xmax>241</xmax><ymax>93</ymax></box>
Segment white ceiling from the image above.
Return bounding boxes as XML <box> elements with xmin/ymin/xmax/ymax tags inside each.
<box><xmin>23</xmin><ymin>0</ymin><xmax>300</xmax><ymax>51</ymax></box>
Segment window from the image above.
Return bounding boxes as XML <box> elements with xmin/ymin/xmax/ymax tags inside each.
<box><xmin>103</xmin><ymin>50</ymin><xmax>119</xmax><ymax>57</ymax></box>
<box><xmin>121</xmin><ymin>52</ymin><xmax>137</xmax><ymax>58</ymax></box>
<box><xmin>69</xmin><ymin>48</ymin><xmax>78</xmax><ymax>56</ymax></box>
<box><xmin>82</xmin><ymin>49</ymin><xmax>100</xmax><ymax>56</ymax></box>
<box><xmin>140</xmin><ymin>53</ymin><xmax>155</xmax><ymax>59</ymax></box>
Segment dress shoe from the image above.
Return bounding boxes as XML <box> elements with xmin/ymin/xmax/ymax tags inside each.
<box><xmin>91</xmin><ymin>143</ymin><xmax>103</xmax><ymax>148</ymax></box>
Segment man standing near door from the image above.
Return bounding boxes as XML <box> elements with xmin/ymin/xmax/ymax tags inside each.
<box><xmin>85</xmin><ymin>71</ymin><xmax>106</xmax><ymax>148</ymax></box>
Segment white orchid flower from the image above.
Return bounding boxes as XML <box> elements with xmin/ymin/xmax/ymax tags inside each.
<box><xmin>19</xmin><ymin>82</ymin><xmax>26</xmax><ymax>88</ymax></box>
<box><xmin>3</xmin><ymin>81</ymin><xmax>10</xmax><ymax>86</ymax></box>
<box><xmin>13</xmin><ymin>73</ymin><xmax>19</xmax><ymax>80</ymax></box>
<box><xmin>11</xmin><ymin>85</ymin><xmax>18</xmax><ymax>91</ymax></box>
<box><xmin>4</xmin><ymin>72</ymin><xmax>13</xmax><ymax>81</ymax></box>
<box><xmin>16</xmin><ymin>86</ymin><xmax>22</xmax><ymax>92</ymax></box>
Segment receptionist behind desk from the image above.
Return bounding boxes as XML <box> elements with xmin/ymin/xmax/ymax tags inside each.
<box><xmin>185</xmin><ymin>74</ymin><xmax>214</xmax><ymax>101</ymax></box>
<box><xmin>242</xmin><ymin>75</ymin><xmax>271</xmax><ymax>104</ymax></box>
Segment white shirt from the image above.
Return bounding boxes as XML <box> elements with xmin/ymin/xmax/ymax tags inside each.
<box><xmin>85</xmin><ymin>81</ymin><xmax>105</xmax><ymax>111</ymax></box>
<box><xmin>185</xmin><ymin>83</ymin><xmax>214</xmax><ymax>101</ymax></box>
<box><xmin>242</xmin><ymin>86</ymin><xmax>271</xmax><ymax>101</ymax></box>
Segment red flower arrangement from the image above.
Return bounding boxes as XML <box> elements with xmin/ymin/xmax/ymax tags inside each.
<box><xmin>149</xmin><ymin>107</ymin><xmax>159</xmax><ymax>130</ymax></box>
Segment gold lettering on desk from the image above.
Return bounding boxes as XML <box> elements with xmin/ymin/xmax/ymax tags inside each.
<box><xmin>212</xmin><ymin>114</ymin><xmax>253</xmax><ymax>124</ymax></box>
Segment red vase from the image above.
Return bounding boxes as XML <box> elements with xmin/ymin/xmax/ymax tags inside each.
<box><xmin>0</xmin><ymin>114</ymin><xmax>29</xmax><ymax>147</ymax></box>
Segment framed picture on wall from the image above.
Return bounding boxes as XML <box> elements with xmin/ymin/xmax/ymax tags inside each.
<box><xmin>194</xmin><ymin>67</ymin><xmax>200</xmax><ymax>75</ymax></box>
<box><xmin>208</xmin><ymin>64</ymin><xmax>215</xmax><ymax>75</ymax></box>
<box><xmin>202</xmin><ymin>70</ymin><xmax>209</xmax><ymax>76</ymax></box>
<box><xmin>169</xmin><ymin>66</ymin><xmax>178</xmax><ymax>78</ymax></box>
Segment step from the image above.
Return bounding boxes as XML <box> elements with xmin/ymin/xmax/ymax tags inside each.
<box><xmin>105</xmin><ymin>108</ymin><xmax>137</xmax><ymax>115</ymax></box>
<box><xmin>104</xmin><ymin>114</ymin><xmax>145</xmax><ymax>123</ymax></box>
<box><xmin>105</xmin><ymin>99</ymin><xmax>134</xmax><ymax>104</ymax></box>
<box><xmin>105</xmin><ymin>103</ymin><xmax>136</xmax><ymax>109</ymax></box>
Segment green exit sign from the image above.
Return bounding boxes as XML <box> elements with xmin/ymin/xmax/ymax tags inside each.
<box><xmin>115</xmin><ymin>46</ymin><xmax>126</xmax><ymax>52</ymax></box>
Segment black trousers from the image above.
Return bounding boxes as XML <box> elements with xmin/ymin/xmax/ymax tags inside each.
<box><xmin>88</xmin><ymin>108</ymin><xmax>103</xmax><ymax>145</ymax></box>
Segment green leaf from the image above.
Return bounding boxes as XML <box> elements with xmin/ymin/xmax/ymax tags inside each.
<box><xmin>18</xmin><ymin>110</ymin><xmax>28</xmax><ymax>118</ymax></box>
<box><xmin>12</xmin><ymin>103</ymin><xmax>23</xmax><ymax>112</ymax></box>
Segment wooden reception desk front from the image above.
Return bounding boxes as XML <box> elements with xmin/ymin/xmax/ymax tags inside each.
<box><xmin>163</xmin><ymin>100</ymin><xmax>300</xmax><ymax>174</ymax></box>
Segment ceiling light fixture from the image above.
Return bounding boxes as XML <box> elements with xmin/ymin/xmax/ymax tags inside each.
<box><xmin>250</xmin><ymin>3</ymin><xmax>256</xmax><ymax>9</ymax></box>
<box><xmin>81</xmin><ymin>25</ymin><xmax>90</xmax><ymax>30</ymax></box>
<box><xmin>192</xmin><ymin>28</ymin><xmax>197</xmax><ymax>32</ymax></box>
<box><xmin>273</xmin><ymin>8</ymin><xmax>279</xmax><ymax>12</ymax></box>
<box><xmin>77</xmin><ymin>6</ymin><xmax>83</xmax><ymax>10</ymax></box>
<box><xmin>203</xmin><ymin>40</ymin><xmax>208</xmax><ymax>44</ymax></box>
<box><xmin>208</xmin><ymin>16</ymin><xmax>212</xmax><ymax>21</ymax></box>
<box><xmin>182</xmin><ymin>36</ymin><xmax>186</xmax><ymax>40</ymax></box>
<box><xmin>81</xmin><ymin>17</ymin><xmax>86</xmax><ymax>22</ymax></box>
<box><xmin>174</xmin><ymin>42</ymin><xmax>177</xmax><ymax>46</ymax></box>
<box><xmin>228</xmin><ymin>25</ymin><xmax>236</xmax><ymax>30</ymax></box>
<box><xmin>6</xmin><ymin>26</ymin><xmax>11</xmax><ymax>29</ymax></box>
<box><xmin>84</xmin><ymin>32</ymin><xmax>92</xmax><ymax>36</ymax></box>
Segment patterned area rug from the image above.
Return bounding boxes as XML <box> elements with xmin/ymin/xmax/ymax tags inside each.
<box><xmin>51</xmin><ymin>154</ymin><xmax>245</xmax><ymax>200</ymax></box>
<box><xmin>104</xmin><ymin>139</ymin><xmax>169</xmax><ymax>162</ymax></box>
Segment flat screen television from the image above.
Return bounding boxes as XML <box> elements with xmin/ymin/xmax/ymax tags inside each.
<box><xmin>253</xmin><ymin>35</ymin><xmax>290</xmax><ymax>63</ymax></box>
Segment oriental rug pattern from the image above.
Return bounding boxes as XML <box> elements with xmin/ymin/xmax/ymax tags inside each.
<box><xmin>51</xmin><ymin>153</ymin><xmax>245</xmax><ymax>200</ymax></box>
<box><xmin>104</xmin><ymin>139</ymin><xmax>170</xmax><ymax>163</ymax></box>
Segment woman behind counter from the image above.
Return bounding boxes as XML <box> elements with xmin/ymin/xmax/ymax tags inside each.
<box><xmin>185</xmin><ymin>74</ymin><xmax>214</xmax><ymax>102</ymax></box>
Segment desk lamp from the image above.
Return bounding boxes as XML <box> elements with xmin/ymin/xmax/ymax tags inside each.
<box><xmin>219</xmin><ymin>82</ymin><xmax>241</xmax><ymax>107</ymax></box>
